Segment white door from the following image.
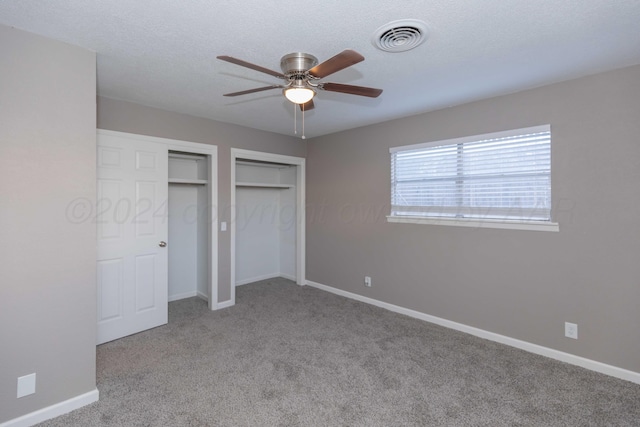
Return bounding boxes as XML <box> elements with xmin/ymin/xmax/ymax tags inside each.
<box><xmin>96</xmin><ymin>133</ymin><xmax>169</xmax><ymax>344</ymax></box>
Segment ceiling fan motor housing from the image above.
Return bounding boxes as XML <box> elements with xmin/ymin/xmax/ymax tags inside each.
<box><xmin>280</xmin><ymin>53</ymin><xmax>318</xmax><ymax>77</ymax></box>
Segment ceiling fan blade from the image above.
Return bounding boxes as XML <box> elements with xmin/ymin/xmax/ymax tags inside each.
<box><xmin>217</xmin><ymin>55</ymin><xmax>284</xmax><ymax>79</ymax></box>
<box><xmin>321</xmin><ymin>82</ymin><xmax>383</xmax><ymax>98</ymax></box>
<box><xmin>223</xmin><ymin>85</ymin><xmax>283</xmax><ymax>97</ymax></box>
<box><xmin>299</xmin><ymin>99</ymin><xmax>315</xmax><ymax>111</ymax></box>
<box><xmin>308</xmin><ymin>50</ymin><xmax>364</xmax><ymax>79</ymax></box>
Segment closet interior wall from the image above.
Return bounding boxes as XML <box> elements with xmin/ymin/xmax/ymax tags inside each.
<box><xmin>235</xmin><ymin>161</ymin><xmax>297</xmax><ymax>285</ymax></box>
<box><xmin>168</xmin><ymin>152</ymin><xmax>209</xmax><ymax>301</ymax></box>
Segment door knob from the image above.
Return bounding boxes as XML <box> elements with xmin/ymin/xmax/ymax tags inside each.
<box><xmin>159</xmin><ymin>241</ymin><xmax>167</xmax><ymax>247</ymax></box>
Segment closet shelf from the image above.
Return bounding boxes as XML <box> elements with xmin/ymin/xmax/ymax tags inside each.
<box><xmin>169</xmin><ymin>178</ymin><xmax>208</xmax><ymax>185</ymax></box>
<box><xmin>236</xmin><ymin>182</ymin><xmax>294</xmax><ymax>189</ymax></box>
<box><xmin>236</xmin><ymin>160</ymin><xmax>291</xmax><ymax>169</ymax></box>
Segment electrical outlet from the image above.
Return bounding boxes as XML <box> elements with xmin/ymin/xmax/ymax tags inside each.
<box><xmin>17</xmin><ymin>373</ymin><xmax>36</xmax><ymax>398</ymax></box>
<box><xmin>364</xmin><ymin>276</ymin><xmax>372</xmax><ymax>287</ymax></box>
<box><xmin>565</xmin><ymin>322</ymin><xmax>578</xmax><ymax>339</ymax></box>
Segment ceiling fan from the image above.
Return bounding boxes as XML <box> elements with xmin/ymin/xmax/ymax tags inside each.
<box><xmin>217</xmin><ymin>49</ymin><xmax>383</xmax><ymax>111</ymax></box>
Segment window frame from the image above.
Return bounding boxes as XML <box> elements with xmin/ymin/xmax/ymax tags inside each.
<box><xmin>387</xmin><ymin>125</ymin><xmax>559</xmax><ymax>232</ymax></box>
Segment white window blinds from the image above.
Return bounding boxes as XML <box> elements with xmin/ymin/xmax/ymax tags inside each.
<box><xmin>390</xmin><ymin>125</ymin><xmax>551</xmax><ymax>222</ymax></box>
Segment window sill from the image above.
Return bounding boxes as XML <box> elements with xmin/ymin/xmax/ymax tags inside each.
<box><xmin>386</xmin><ymin>215</ymin><xmax>559</xmax><ymax>232</ymax></box>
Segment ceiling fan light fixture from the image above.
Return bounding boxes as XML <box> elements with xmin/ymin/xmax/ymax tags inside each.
<box><xmin>284</xmin><ymin>86</ymin><xmax>315</xmax><ymax>104</ymax></box>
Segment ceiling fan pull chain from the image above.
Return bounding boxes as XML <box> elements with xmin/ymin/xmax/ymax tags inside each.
<box><xmin>302</xmin><ymin>104</ymin><xmax>306</xmax><ymax>140</ymax></box>
<box><xmin>294</xmin><ymin>103</ymin><xmax>297</xmax><ymax>135</ymax></box>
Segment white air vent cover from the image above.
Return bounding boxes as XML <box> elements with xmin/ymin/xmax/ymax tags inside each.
<box><xmin>372</xmin><ymin>19</ymin><xmax>429</xmax><ymax>52</ymax></box>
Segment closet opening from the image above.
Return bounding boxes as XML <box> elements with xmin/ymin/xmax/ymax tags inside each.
<box><xmin>97</xmin><ymin>130</ymin><xmax>219</xmax><ymax>344</ymax></box>
<box><xmin>168</xmin><ymin>151</ymin><xmax>210</xmax><ymax>305</ymax></box>
<box><xmin>230</xmin><ymin>149</ymin><xmax>306</xmax><ymax>306</ymax></box>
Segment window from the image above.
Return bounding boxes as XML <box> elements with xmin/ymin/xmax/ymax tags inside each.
<box><xmin>389</xmin><ymin>125</ymin><xmax>556</xmax><ymax>231</ymax></box>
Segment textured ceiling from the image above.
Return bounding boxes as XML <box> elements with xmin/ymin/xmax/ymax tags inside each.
<box><xmin>2</xmin><ymin>0</ymin><xmax>640</xmax><ymax>138</ymax></box>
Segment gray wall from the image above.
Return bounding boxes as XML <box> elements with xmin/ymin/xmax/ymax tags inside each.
<box><xmin>97</xmin><ymin>97</ymin><xmax>306</xmax><ymax>302</ymax></box>
<box><xmin>0</xmin><ymin>26</ymin><xmax>97</xmax><ymax>422</ymax></box>
<box><xmin>306</xmin><ymin>64</ymin><xmax>640</xmax><ymax>373</ymax></box>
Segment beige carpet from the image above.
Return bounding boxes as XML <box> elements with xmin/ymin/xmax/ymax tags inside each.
<box><xmin>38</xmin><ymin>278</ymin><xmax>640</xmax><ymax>426</ymax></box>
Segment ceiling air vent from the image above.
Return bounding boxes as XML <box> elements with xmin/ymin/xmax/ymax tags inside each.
<box><xmin>372</xmin><ymin>19</ymin><xmax>428</xmax><ymax>53</ymax></box>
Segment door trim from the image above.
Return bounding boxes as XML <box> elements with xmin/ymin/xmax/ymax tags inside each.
<box><xmin>97</xmin><ymin>129</ymin><xmax>219</xmax><ymax>310</ymax></box>
<box><xmin>230</xmin><ymin>148</ymin><xmax>306</xmax><ymax>306</ymax></box>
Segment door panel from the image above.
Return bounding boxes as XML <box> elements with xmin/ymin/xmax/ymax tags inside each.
<box><xmin>97</xmin><ymin>180</ymin><xmax>123</xmax><ymax>240</ymax></box>
<box><xmin>134</xmin><ymin>253</ymin><xmax>157</xmax><ymax>311</ymax></box>
<box><xmin>97</xmin><ymin>134</ymin><xmax>168</xmax><ymax>344</ymax></box>
<box><xmin>135</xmin><ymin>181</ymin><xmax>158</xmax><ymax>237</ymax></box>
<box><xmin>97</xmin><ymin>258</ymin><xmax>124</xmax><ymax>322</ymax></box>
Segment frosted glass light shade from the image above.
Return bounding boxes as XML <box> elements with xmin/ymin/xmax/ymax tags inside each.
<box><xmin>284</xmin><ymin>87</ymin><xmax>315</xmax><ymax>104</ymax></box>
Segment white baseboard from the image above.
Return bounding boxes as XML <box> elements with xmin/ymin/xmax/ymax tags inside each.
<box><xmin>168</xmin><ymin>291</ymin><xmax>197</xmax><ymax>302</ymax></box>
<box><xmin>168</xmin><ymin>291</ymin><xmax>209</xmax><ymax>303</ymax></box>
<box><xmin>305</xmin><ymin>280</ymin><xmax>640</xmax><ymax>385</ymax></box>
<box><xmin>235</xmin><ymin>272</ymin><xmax>295</xmax><ymax>287</ymax></box>
<box><xmin>1</xmin><ymin>389</ymin><xmax>99</xmax><ymax>427</ymax></box>
<box><xmin>216</xmin><ymin>299</ymin><xmax>235</xmax><ymax>310</ymax></box>
<box><xmin>235</xmin><ymin>273</ymin><xmax>280</xmax><ymax>286</ymax></box>
<box><xmin>223</xmin><ymin>273</ymin><xmax>296</xmax><ymax>310</ymax></box>
<box><xmin>196</xmin><ymin>290</ymin><xmax>208</xmax><ymax>302</ymax></box>
<box><xmin>279</xmin><ymin>273</ymin><xmax>297</xmax><ymax>282</ymax></box>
